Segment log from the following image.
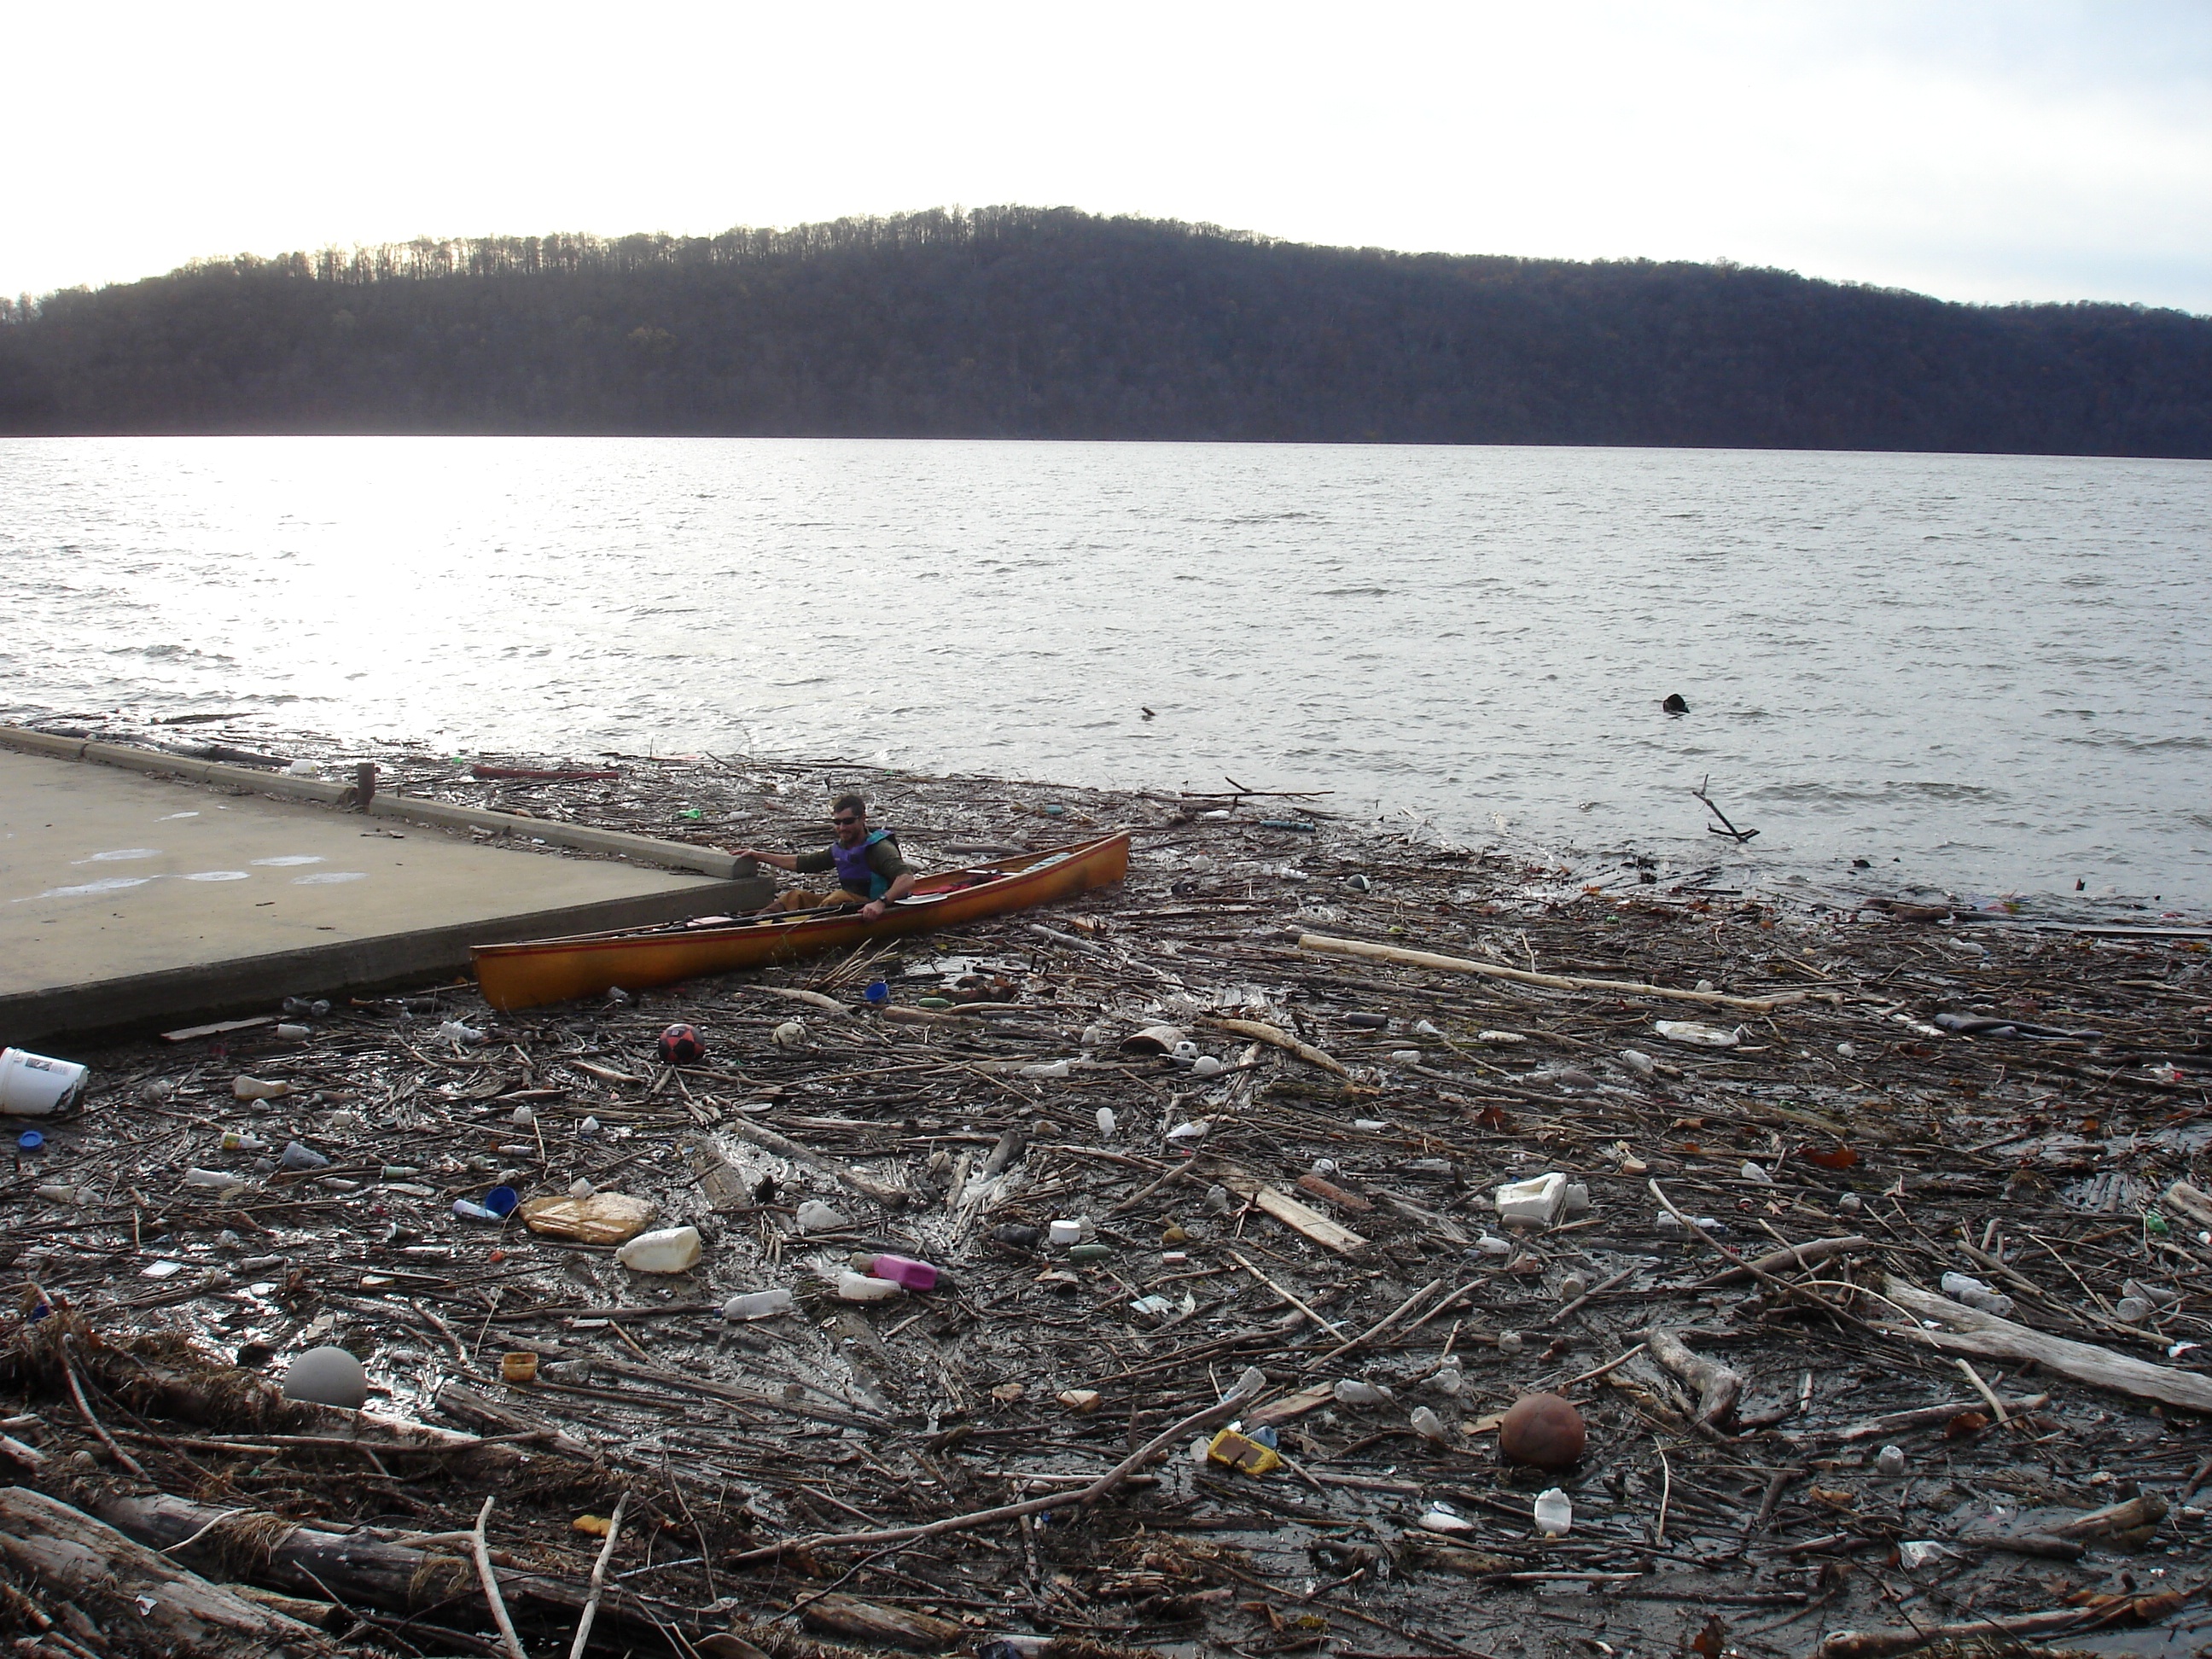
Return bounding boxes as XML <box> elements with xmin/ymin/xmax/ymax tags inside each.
<box><xmin>1877</xmin><ymin>1276</ymin><xmax>2212</xmax><ymax>1414</ymax></box>
<box><xmin>1298</xmin><ymin>933</ymin><xmax>1802</xmax><ymax>1012</ymax></box>
<box><xmin>1814</xmin><ymin>1607</ymin><xmax>2103</xmax><ymax>1659</ymax></box>
<box><xmin>0</xmin><ymin>1486</ymin><xmax>335</xmax><ymax>1659</ymax></box>
<box><xmin>2162</xmin><ymin>1180</ymin><xmax>2212</xmax><ymax>1231</ymax></box>
<box><xmin>1642</xmin><ymin>1328</ymin><xmax>1743</xmax><ymax>1425</ymax></box>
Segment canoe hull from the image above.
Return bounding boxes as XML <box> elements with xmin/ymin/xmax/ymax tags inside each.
<box><xmin>471</xmin><ymin>831</ymin><xmax>1130</xmax><ymax>1010</ymax></box>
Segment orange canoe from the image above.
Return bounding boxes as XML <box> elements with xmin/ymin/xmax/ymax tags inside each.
<box><xmin>472</xmin><ymin>830</ymin><xmax>1131</xmax><ymax>1010</ymax></box>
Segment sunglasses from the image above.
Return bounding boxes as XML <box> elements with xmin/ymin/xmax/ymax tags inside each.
<box><xmin>831</xmin><ymin>814</ymin><xmax>860</xmax><ymax>826</ymax></box>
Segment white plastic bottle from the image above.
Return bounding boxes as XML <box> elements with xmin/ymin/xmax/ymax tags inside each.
<box><xmin>835</xmin><ymin>1271</ymin><xmax>903</xmax><ymax>1302</ymax></box>
<box><xmin>1533</xmin><ymin>1488</ymin><xmax>1573</xmax><ymax>1537</ymax></box>
<box><xmin>617</xmin><ymin>1225</ymin><xmax>702</xmax><ymax>1273</ymax></box>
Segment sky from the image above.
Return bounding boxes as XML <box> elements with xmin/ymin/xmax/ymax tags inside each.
<box><xmin>4</xmin><ymin>0</ymin><xmax>2209</xmax><ymax>313</ymax></box>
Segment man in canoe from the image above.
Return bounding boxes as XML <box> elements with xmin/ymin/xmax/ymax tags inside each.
<box><xmin>737</xmin><ymin>794</ymin><xmax>917</xmax><ymax>920</ymax></box>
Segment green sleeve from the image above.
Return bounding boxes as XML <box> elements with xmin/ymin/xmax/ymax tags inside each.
<box><xmin>868</xmin><ymin>841</ymin><xmax>913</xmax><ymax>880</ymax></box>
<box><xmin>793</xmin><ymin>847</ymin><xmax>836</xmax><ymax>875</ymax></box>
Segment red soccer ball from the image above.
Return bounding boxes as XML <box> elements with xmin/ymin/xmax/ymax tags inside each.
<box><xmin>657</xmin><ymin>1023</ymin><xmax>705</xmax><ymax>1065</ymax></box>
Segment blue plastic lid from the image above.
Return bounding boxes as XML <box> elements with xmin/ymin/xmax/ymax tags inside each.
<box><xmin>864</xmin><ymin>980</ymin><xmax>890</xmax><ymax>1004</ymax></box>
<box><xmin>483</xmin><ymin>1185</ymin><xmax>520</xmax><ymax>1217</ymax></box>
<box><xmin>16</xmin><ymin>1131</ymin><xmax>43</xmax><ymax>1152</ymax></box>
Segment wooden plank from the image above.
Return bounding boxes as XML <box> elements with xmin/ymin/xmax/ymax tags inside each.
<box><xmin>1203</xmin><ymin>1159</ymin><xmax>1368</xmax><ymax>1254</ymax></box>
<box><xmin>1297</xmin><ymin>932</ymin><xmax>1801</xmax><ymax>1012</ymax></box>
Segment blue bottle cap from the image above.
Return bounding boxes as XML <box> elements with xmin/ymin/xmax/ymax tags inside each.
<box><xmin>864</xmin><ymin>980</ymin><xmax>890</xmax><ymax>1004</ymax></box>
<box><xmin>484</xmin><ymin>1185</ymin><xmax>520</xmax><ymax>1216</ymax></box>
<box><xmin>17</xmin><ymin>1131</ymin><xmax>44</xmax><ymax>1153</ymax></box>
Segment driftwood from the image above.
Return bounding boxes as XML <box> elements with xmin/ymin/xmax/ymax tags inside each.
<box><xmin>1877</xmin><ymin>1276</ymin><xmax>2212</xmax><ymax>1414</ymax></box>
<box><xmin>1297</xmin><ymin>933</ymin><xmax>1802</xmax><ymax>1012</ymax></box>
<box><xmin>0</xmin><ymin>1486</ymin><xmax>336</xmax><ymax>1659</ymax></box>
<box><xmin>1695</xmin><ymin>1234</ymin><xmax>1870</xmax><ymax>1287</ymax></box>
<box><xmin>1833</xmin><ymin>1393</ymin><xmax>2049</xmax><ymax>1441</ymax></box>
<box><xmin>1204</xmin><ymin>1161</ymin><xmax>1369</xmax><ymax>1255</ymax></box>
<box><xmin>1642</xmin><ymin>1328</ymin><xmax>1743</xmax><ymax>1425</ymax></box>
<box><xmin>1202</xmin><ymin>1016</ymin><xmax>1349</xmax><ymax>1077</ymax></box>
<box><xmin>800</xmin><ymin>1593</ymin><xmax>968</xmax><ymax>1650</ymax></box>
<box><xmin>90</xmin><ymin>1489</ymin><xmax>684</xmax><ymax>1644</ymax></box>
<box><xmin>721</xmin><ymin>1115</ymin><xmax>909</xmax><ymax>1208</ymax></box>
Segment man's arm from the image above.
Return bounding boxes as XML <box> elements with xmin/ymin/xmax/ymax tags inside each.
<box><xmin>736</xmin><ymin>847</ymin><xmax>823</xmax><ymax>874</ymax></box>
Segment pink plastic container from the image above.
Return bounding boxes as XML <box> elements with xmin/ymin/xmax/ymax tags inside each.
<box><xmin>865</xmin><ymin>1254</ymin><xmax>940</xmax><ymax>1292</ymax></box>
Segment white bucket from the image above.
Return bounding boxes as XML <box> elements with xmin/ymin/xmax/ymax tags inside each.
<box><xmin>0</xmin><ymin>1048</ymin><xmax>89</xmax><ymax>1116</ymax></box>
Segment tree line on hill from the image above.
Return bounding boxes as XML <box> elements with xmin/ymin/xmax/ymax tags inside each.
<box><xmin>2</xmin><ymin>206</ymin><xmax>2207</xmax><ymax>456</ymax></box>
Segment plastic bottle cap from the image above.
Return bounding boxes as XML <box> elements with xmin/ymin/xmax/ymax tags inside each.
<box><xmin>484</xmin><ymin>1185</ymin><xmax>520</xmax><ymax>1216</ymax></box>
<box><xmin>17</xmin><ymin>1132</ymin><xmax>44</xmax><ymax>1152</ymax></box>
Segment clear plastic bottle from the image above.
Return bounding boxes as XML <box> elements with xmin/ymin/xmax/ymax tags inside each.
<box><xmin>1409</xmin><ymin>1406</ymin><xmax>1450</xmax><ymax>1444</ymax></box>
<box><xmin>723</xmin><ymin>1289</ymin><xmax>795</xmax><ymax>1321</ymax></box>
<box><xmin>1877</xmin><ymin>1444</ymin><xmax>1906</xmax><ymax>1476</ymax></box>
<box><xmin>1497</xmin><ymin>1330</ymin><xmax>1524</xmax><ymax>1355</ymax></box>
<box><xmin>231</xmin><ymin>1075</ymin><xmax>289</xmax><ymax>1101</ymax></box>
<box><xmin>1332</xmin><ymin>1378</ymin><xmax>1395</xmax><ymax>1407</ymax></box>
<box><xmin>1096</xmin><ymin>1108</ymin><xmax>1116</xmax><ymax>1137</ymax></box>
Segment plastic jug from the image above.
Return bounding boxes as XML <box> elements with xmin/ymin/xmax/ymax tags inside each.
<box><xmin>861</xmin><ymin>1254</ymin><xmax>940</xmax><ymax>1291</ymax></box>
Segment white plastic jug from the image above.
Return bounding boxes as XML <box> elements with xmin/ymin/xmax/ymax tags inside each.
<box><xmin>0</xmin><ymin>1049</ymin><xmax>89</xmax><ymax>1116</ymax></box>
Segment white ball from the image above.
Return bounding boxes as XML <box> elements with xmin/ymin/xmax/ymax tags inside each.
<box><xmin>282</xmin><ymin>1344</ymin><xmax>367</xmax><ymax>1410</ymax></box>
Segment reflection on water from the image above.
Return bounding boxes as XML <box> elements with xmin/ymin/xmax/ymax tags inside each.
<box><xmin>2</xmin><ymin>436</ymin><xmax>2208</xmax><ymax>905</ymax></box>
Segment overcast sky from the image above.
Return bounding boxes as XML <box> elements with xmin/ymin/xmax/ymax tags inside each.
<box><xmin>5</xmin><ymin>0</ymin><xmax>2208</xmax><ymax>312</ymax></box>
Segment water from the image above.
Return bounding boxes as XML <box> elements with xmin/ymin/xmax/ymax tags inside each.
<box><xmin>3</xmin><ymin>436</ymin><xmax>2208</xmax><ymax>907</ymax></box>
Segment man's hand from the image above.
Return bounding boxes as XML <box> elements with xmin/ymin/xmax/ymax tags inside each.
<box><xmin>860</xmin><ymin>899</ymin><xmax>888</xmax><ymax>922</ymax></box>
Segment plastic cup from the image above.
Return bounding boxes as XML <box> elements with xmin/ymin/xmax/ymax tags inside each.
<box><xmin>484</xmin><ymin>1185</ymin><xmax>520</xmax><ymax>1217</ymax></box>
<box><xmin>500</xmin><ymin>1351</ymin><xmax>538</xmax><ymax>1383</ymax></box>
<box><xmin>0</xmin><ymin>1049</ymin><xmax>89</xmax><ymax>1116</ymax></box>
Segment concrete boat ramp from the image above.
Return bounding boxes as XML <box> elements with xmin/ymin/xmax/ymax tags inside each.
<box><xmin>0</xmin><ymin>731</ymin><xmax>769</xmax><ymax>1045</ymax></box>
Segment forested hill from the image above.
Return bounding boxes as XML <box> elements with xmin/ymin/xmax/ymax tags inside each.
<box><xmin>3</xmin><ymin>207</ymin><xmax>2209</xmax><ymax>455</ymax></box>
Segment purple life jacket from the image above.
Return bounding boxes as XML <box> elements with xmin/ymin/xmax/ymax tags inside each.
<box><xmin>831</xmin><ymin>830</ymin><xmax>894</xmax><ymax>899</ymax></box>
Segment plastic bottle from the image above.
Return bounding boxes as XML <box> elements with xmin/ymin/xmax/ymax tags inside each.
<box><xmin>795</xmin><ymin>1199</ymin><xmax>851</xmax><ymax>1233</ymax></box>
<box><xmin>617</xmin><ymin>1226</ymin><xmax>702</xmax><ymax>1273</ymax></box>
<box><xmin>1409</xmin><ymin>1406</ymin><xmax>1450</xmax><ymax>1444</ymax></box>
<box><xmin>1940</xmin><ymin>1272</ymin><xmax>2014</xmax><ymax>1316</ymax></box>
<box><xmin>279</xmin><ymin>1141</ymin><xmax>329</xmax><ymax>1171</ymax></box>
<box><xmin>282</xmin><ymin>998</ymin><xmax>331</xmax><ymax>1016</ymax></box>
<box><xmin>1204</xmin><ymin>1185</ymin><xmax>1231</xmax><ymax>1215</ymax></box>
<box><xmin>835</xmin><ymin>1271</ymin><xmax>903</xmax><ymax>1302</ymax></box>
<box><xmin>183</xmin><ymin>1168</ymin><xmax>252</xmax><ymax>1191</ymax></box>
<box><xmin>36</xmin><ymin>1184</ymin><xmax>82</xmax><ymax>1205</ymax></box>
<box><xmin>1475</xmin><ymin>1233</ymin><xmax>1512</xmax><ymax>1257</ymax></box>
<box><xmin>1191</xmin><ymin>1056</ymin><xmax>1224</xmax><ymax>1078</ymax></box>
<box><xmin>510</xmin><ymin>1105</ymin><xmax>535</xmax><ymax>1126</ymax></box>
<box><xmin>1096</xmin><ymin>1108</ymin><xmax>1116</xmax><ymax>1137</ymax></box>
<box><xmin>2115</xmin><ymin>1296</ymin><xmax>2154</xmax><ymax>1324</ymax></box>
<box><xmin>452</xmin><ymin>1199</ymin><xmax>502</xmax><ymax>1221</ymax></box>
<box><xmin>1557</xmin><ymin>1272</ymin><xmax>1589</xmax><ymax>1302</ymax></box>
<box><xmin>1497</xmin><ymin>1330</ymin><xmax>1524</xmax><ymax>1355</ymax></box>
<box><xmin>1877</xmin><ymin>1444</ymin><xmax>1906</xmax><ymax>1477</ymax></box>
<box><xmin>438</xmin><ymin>1021</ymin><xmax>487</xmax><ymax>1045</ymax></box>
<box><xmin>1021</xmin><ymin>1060</ymin><xmax>1071</xmax><ymax>1080</ymax></box>
<box><xmin>1432</xmin><ymin>1361</ymin><xmax>1464</xmax><ymax>1396</ymax></box>
<box><xmin>860</xmin><ymin>1254</ymin><xmax>940</xmax><ymax>1291</ymax></box>
<box><xmin>1332</xmin><ymin>1378</ymin><xmax>1395</xmax><ymax>1407</ymax></box>
<box><xmin>274</xmin><ymin>1023</ymin><xmax>311</xmax><ymax>1040</ymax></box>
<box><xmin>221</xmin><ymin>1132</ymin><xmax>270</xmax><ymax>1152</ymax></box>
<box><xmin>1532</xmin><ymin>1488</ymin><xmax>1573</xmax><ymax>1537</ymax></box>
<box><xmin>723</xmin><ymin>1289</ymin><xmax>795</xmax><ymax>1321</ymax></box>
<box><xmin>232</xmin><ymin>1075</ymin><xmax>289</xmax><ymax>1101</ymax></box>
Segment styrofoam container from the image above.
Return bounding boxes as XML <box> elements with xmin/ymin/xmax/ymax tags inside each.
<box><xmin>0</xmin><ymin>1049</ymin><xmax>89</xmax><ymax>1116</ymax></box>
<box><xmin>1495</xmin><ymin>1172</ymin><xmax>1569</xmax><ymax>1227</ymax></box>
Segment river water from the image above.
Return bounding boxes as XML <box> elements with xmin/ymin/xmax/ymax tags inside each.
<box><xmin>2</xmin><ymin>436</ymin><xmax>2207</xmax><ymax>907</ymax></box>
